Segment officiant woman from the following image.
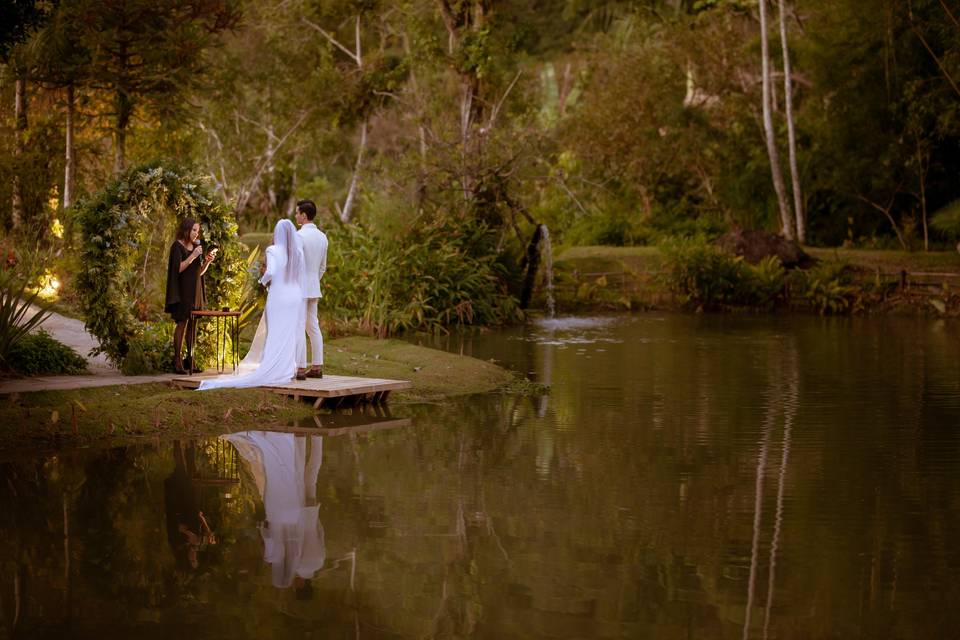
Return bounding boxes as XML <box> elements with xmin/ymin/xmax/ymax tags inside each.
<box><xmin>165</xmin><ymin>218</ymin><xmax>217</xmax><ymax>374</ymax></box>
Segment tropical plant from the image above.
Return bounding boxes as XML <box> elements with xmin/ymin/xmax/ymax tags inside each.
<box><xmin>323</xmin><ymin>218</ymin><xmax>523</xmax><ymax>336</ymax></box>
<box><xmin>787</xmin><ymin>261</ymin><xmax>859</xmax><ymax>315</ymax></box>
<box><xmin>0</xmin><ymin>269</ymin><xmax>52</xmax><ymax>370</ymax></box>
<box><xmin>662</xmin><ymin>240</ymin><xmax>787</xmax><ymax>309</ymax></box>
<box><xmin>745</xmin><ymin>256</ymin><xmax>787</xmax><ymax>309</ymax></box>
<box><xmin>661</xmin><ymin>239</ymin><xmax>749</xmax><ymax>308</ymax></box>
<box><xmin>931</xmin><ymin>199</ymin><xmax>960</xmax><ymax>241</ymax></box>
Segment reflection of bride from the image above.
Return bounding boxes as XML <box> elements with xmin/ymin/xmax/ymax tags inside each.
<box><xmin>199</xmin><ymin>219</ymin><xmax>305</xmax><ymax>390</ymax></box>
<box><xmin>223</xmin><ymin>431</ymin><xmax>325</xmax><ymax>590</ymax></box>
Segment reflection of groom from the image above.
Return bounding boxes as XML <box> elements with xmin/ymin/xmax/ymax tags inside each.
<box><xmin>294</xmin><ymin>200</ymin><xmax>328</xmax><ymax>379</ymax></box>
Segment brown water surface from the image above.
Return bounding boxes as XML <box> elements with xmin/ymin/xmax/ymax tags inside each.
<box><xmin>1</xmin><ymin>313</ymin><xmax>959</xmax><ymax>639</ymax></box>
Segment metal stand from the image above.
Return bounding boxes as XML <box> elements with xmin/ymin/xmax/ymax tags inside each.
<box><xmin>187</xmin><ymin>310</ymin><xmax>241</xmax><ymax>375</ymax></box>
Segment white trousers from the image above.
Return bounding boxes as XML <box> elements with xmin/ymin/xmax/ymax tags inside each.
<box><xmin>296</xmin><ymin>297</ymin><xmax>323</xmax><ymax>367</ymax></box>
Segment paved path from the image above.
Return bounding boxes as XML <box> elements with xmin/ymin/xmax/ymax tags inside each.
<box><xmin>0</xmin><ymin>373</ymin><xmax>178</xmax><ymax>395</ymax></box>
<box><xmin>0</xmin><ymin>308</ymin><xmax>176</xmax><ymax>395</ymax></box>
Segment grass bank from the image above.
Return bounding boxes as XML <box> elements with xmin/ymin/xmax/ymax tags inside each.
<box><xmin>547</xmin><ymin>245</ymin><xmax>960</xmax><ymax>315</ymax></box>
<box><xmin>0</xmin><ymin>337</ymin><xmax>515</xmax><ymax>453</ymax></box>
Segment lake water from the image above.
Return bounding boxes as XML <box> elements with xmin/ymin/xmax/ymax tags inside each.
<box><xmin>1</xmin><ymin>313</ymin><xmax>959</xmax><ymax>639</ymax></box>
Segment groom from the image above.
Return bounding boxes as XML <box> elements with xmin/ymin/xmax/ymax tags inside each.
<box><xmin>295</xmin><ymin>200</ymin><xmax>328</xmax><ymax>379</ymax></box>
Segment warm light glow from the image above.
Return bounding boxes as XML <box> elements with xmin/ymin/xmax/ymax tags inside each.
<box><xmin>37</xmin><ymin>270</ymin><xmax>61</xmax><ymax>300</ymax></box>
<box><xmin>51</xmin><ymin>218</ymin><xmax>64</xmax><ymax>239</ymax></box>
<box><xmin>47</xmin><ymin>186</ymin><xmax>60</xmax><ymax>213</ymax></box>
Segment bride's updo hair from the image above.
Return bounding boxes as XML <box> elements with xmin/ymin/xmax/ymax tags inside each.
<box><xmin>273</xmin><ymin>219</ymin><xmax>304</xmax><ymax>283</ymax></box>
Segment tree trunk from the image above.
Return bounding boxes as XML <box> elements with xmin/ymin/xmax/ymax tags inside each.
<box><xmin>265</xmin><ymin>123</ymin><xmax>277</xmax><ymax>216</ymax></box>
<box><xmin>340</xmin><ymin>120</ymin><xmax>368</xmax><ymax>223</ymax></box>
<box><xmin>64</xmin><ymin>84</ymin><xmax>75</xmax><ymax>210</ymax></box>
<box><xmin>519</xmin><ymin>225</ymin><xmax>543</xmax><ymax>309</ymax></box>
<box><xmin>114</xmin><ymin>91</ymin><xmax>131</xmax><ymax>174</ymax></box>
<box><xmin>778</xmin><ymin>0</ymin><xmax>804</xmax><ymax>243</ymax></box>
<box><xmin>759</xmin><ymin>0</ymin><xmax>795</xmax><ymax>240</ymax></box>
<box><xmin>918</xmin><ymin>148</ymin><xmax>929</xmax><ymax>251</ymax></box>
<box><xmin>11</xmin><ymin>75</ymin><xmax>27</xmax><ymax>229</ymax></box>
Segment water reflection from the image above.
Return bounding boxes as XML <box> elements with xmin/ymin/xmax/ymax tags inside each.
<box><xmin>164</xmin><ymin>441</ymin><xmax>223</xmax><ymax>571</ymax></box>
<box><xmin>743</xmin><ymin>338</ymin><xmax>798</xmax><ymax>640</ymax></box>
<box><xmin>223</xmin><ymin>432</ymin><xmax>326</xmax><ymax>592</ymax></box>
<box><xmin>1</xmin><ymin>314</ymin><xmax>959</xmax><ymax>638</ymax></box>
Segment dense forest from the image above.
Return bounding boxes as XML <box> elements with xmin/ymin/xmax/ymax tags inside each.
<box><xmin>2</xmin><ymin>0</ymin><xmax>958</xmax><ymax>249</ymax></box>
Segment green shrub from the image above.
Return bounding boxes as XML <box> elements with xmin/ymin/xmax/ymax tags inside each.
<box><xmin>121</xmin><ymin>322</ymin><xmax>174</xmax><ymax>375</ymax></box>
<box><xmin>7</xmin><ymin>330</ymin><xmax>87</xmax><ymax>375</ymax></box>
<box><xmin>661</xmin><ymin>239</ymin><xmax>785</xmax><ymax>309</ymax></box>
<box><xmin>662</xmin><ymin>239</ymin><xmax>744</xmax><ymax>307</ymax></box>
<box><xmin>745</xmin><ymin>256</ymin><xmax>787</xmax><ymax>309</ymax></box>
<box><xmin>323</xmin><ymin>218</ymin><xmax>523</xmax><ymax>336</ymax></box>
<box><xmin>565</xmin><ymin>210</ymin><xmax>639</xmax><ymax>246</ymax></box>
<box><xmin>931</xmin><ymin>198</ymin><xmax>960</xmax><ymax>240</ymax></box>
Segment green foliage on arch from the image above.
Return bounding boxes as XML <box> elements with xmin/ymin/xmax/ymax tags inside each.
<box><xmin>74</xmin><ymin>162</ymin><xmax>246</xmax><ymax>370</ymax></box>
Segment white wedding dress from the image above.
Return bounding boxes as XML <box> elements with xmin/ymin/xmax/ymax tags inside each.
<box><xmin>199</xmin><ymin>220</ymin><xmax>305</xmax><ymax>390</ymax></box>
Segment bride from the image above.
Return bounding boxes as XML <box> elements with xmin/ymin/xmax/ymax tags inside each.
<box><xmin>199</xmin><ymin>219</ymin><xmax>305</xmax><ymax>391</ymax></box>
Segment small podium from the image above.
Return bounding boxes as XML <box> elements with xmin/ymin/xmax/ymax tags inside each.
<box><xmin>188</xmin><ymin>310</ymin><xmax>241</xmax><ymax>374</ymax></box>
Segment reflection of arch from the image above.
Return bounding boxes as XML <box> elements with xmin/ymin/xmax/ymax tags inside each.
<box><xmin>164</xmin><ymin>440</ymin><xmax>229</xmax><ymax>571</ymax></box>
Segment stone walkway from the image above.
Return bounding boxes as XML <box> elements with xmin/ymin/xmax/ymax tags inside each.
<box><xmin>0</xmin><ymin>308</ymin><xmax>177</xmax><ymax>395</ymax></box>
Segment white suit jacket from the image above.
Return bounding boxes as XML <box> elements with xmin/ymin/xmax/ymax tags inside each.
<box><xmin>297</xmin><ymin>223</ymin><xmax>328</xmax><ymax>299</ymax></box>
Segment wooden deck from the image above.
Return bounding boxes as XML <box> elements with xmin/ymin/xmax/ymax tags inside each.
<box><xmin>255</xmin><ymin>413</ymin><xmax>412</xmax><ymax>436</ymax></box>
<box><xmin>171</xmin><ymin>373</ymin><xmax>412</xmax><ymax>409</ymax></box>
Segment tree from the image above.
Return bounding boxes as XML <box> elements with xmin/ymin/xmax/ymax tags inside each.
<box><xmin>29</xmin><ymin>3</ymin><xmax>93</xmax><ymax>210</ymax></box>
<box><xmin>1</xmin><ymin>0</ymin><xmax>51</xmax><ymax>229</ymax></box>
<box><xmin>71</xmin><ymin>0</ymin><xmax>241</xmax><ymax>173</ymax></box>
<box><xmin>758</xmin><ymin>0</ymin><xmax>795</xmax><ymax>239</ymax></box>
<box><xmin>777</xmin><ymin>0</ymin><xmax>804</xmax><ymax>242</ymax></box>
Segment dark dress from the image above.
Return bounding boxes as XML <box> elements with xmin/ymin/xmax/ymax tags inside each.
<box><xmin>165</xmin><ymin>241</ymin><xmax>205</xmax><ymax>321</ymax></box>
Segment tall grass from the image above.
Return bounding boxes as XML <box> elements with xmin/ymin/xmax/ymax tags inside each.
<box><xmin>323</xmin><ymin>219</ymin><xmax>523</xmax><ymax>336</ymax></box>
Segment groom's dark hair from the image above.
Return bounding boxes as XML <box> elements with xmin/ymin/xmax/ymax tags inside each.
<box><xmin>296</xmin><ymin>200</ymin><xmax>317</xmax><ymax>221</ymax></box>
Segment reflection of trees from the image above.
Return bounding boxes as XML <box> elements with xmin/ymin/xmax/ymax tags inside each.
<box><xmin>743</xmin><ymin>338</ymin><xmax>798</xmax><ymax>640</ymax></box>
<box><xmin>2</xmin><ymin>317</ymin><xmax>960</xmax><ymax>637</ymax></box>
<box><xmin>0</xmin><ymin>439</ymin><xmax>251</xmax><ymax>636</ymax></box>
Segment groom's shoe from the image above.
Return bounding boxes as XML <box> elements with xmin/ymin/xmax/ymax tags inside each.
<box><xmin>296</xmin><ymin>368</ymin><xmax>307</xmax><ymax>381</ymax></box>
<box><xmin>307</xmin><ymin>366</ymin><xmax>323</xmax><ymax>379</ymax></box>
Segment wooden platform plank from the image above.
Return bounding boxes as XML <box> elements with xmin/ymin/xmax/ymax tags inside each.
<box><xmin>169</xmin><ymin>373</ymin><xmax>411</xmax><ymax>401</ymax></box>
<box><xmin>239</xmin><ymin>417</ymin><xmax>412</xmax><ymax>437</ymax></box>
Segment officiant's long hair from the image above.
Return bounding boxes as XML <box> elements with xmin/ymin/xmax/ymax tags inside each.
<box><xmin>176</xmin><ymin>218</ymin><xmax>197</xmax><ymax>243</ymax></box>
<box><xmin>273</xmin><ymin>219</ymin><xmax>304</xmax><ymax>283</ymax></box>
